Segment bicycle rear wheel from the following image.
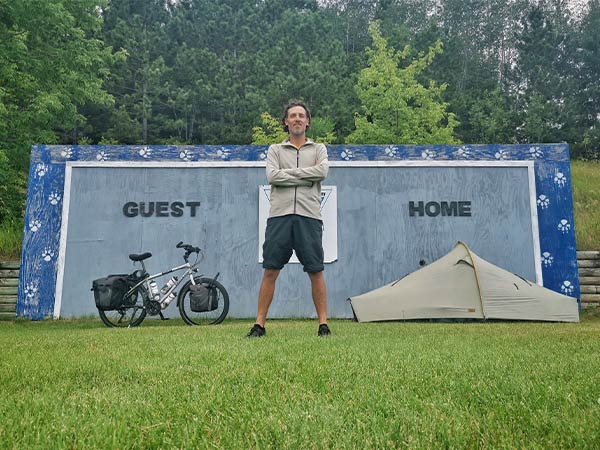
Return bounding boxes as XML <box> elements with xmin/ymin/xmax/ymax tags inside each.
<box><xmin>178</xmin><ymin>277</ymin><xmax>229</xmax><ymax>325</ymax></box>
<box><xmin>98</xmin><ymin>284</ymin><xmax>147</xmax><ymax>328</ymax></box>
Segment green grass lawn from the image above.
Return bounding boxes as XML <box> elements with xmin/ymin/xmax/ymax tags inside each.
<box><xmin>1</xmin><ymin>318</ymin><xmax>599</xmax><ymax>449</ymax></box>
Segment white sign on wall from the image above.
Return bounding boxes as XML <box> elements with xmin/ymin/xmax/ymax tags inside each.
<box><xmin>258</xmin><ymin>185</ymin><xmax>338</xmax><ymax>264</ymax></box>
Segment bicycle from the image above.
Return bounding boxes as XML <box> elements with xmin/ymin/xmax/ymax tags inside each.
<box><xmin>94</xmin><ymin>242</ymin><xmax>229</xmax><ymax>328</ymax></box>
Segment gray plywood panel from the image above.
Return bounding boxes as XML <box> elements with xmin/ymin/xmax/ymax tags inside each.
<box><xmin>60</xmin><ymin>164</ymin><xmax>535</xmax><ymax>319</ymax></box>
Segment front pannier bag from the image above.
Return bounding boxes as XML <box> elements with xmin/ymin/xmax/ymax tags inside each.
<box><xmin>189</xmin><ymin>284</ymin><xmax>218</xmax><ymax>312</ymax></box>
<box><xmin>92</xmin><ymin>275</ymin><xmax>130</xmax><ymax>310</ymax></box>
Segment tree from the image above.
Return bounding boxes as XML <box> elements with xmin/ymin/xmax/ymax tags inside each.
<box><xmin>0</xmin><ymin>0</ymin><xmax>117</xmax><ymax>222</ymax></box>
<box><xmin>413</xmin><ymin>0</ymin><xmax>522</xmax><ymax>144</ymax></box>
<box><xmin>0</xmin><ymin>0</ymin><xmax>117</xmax><ymax>154</ymax></box>
<box><xmin>466</xmin><ymin>87</ymin><xmax>517</xmax><ymax>144</ymax></box>
<box><xmin>252</xmin><ymin>112</ymin><xmax>288</xmax><ymax>144</ymax></box>
<box><xmin>96</xmin><ymin>0</ymin><xmax>172</xmax><ymax>144</ymax></box>
<box><xmin>574</xmin><ymin>0</ymin><xmax>600</xmax><ymax>158</ymax></box>
<box><xmin>512</xmin><ymin>1</ymin><xmax>579</xmax><ymax>145</ymax></box>
<box><xmin>252</xmin><ymin>112</ymin><xmax>336</xmax><ymax>144</ymax></box>
<box><xmin>346</xmin><ymin>21</ymin><xmax>459</xmax><ymax>144</ymax></box>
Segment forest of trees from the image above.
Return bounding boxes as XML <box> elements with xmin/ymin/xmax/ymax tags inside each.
<box><xmin>1</xmin><ymin>0</ymin><xmax>599</xmax><ymax>224</ymax></box>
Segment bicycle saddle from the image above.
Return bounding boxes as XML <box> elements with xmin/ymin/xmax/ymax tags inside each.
<box><xmin>129</xmin><ymin>252</ymin><xmax>152</xmax><ymax>262</ymax></box>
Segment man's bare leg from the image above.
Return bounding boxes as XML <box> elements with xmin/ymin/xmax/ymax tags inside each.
<box><xmin>308</xmin><ymin>271</ymin><xmax>327</xmax><ymax>324</ymax></box>
<box><xmin>255</xmin><ymin>269</ymin><xmax>280</xmax><ymax>327</ymax></box>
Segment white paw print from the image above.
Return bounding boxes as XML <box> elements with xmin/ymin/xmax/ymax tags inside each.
<box><xmin>455</xmin><ymin>146</ymin><xmax>471</xmax><ymax>159</ymax></box>
<box><xmin>537</xmin><ymin>195</ymin><xmax>550</xmax><ymax>209</ymax></box>
<box><xmin>495</xmin><ymin>149</ymin><xmax>509</xmax><ymax>160</ymax></box>
<box><xmin>341</xmin><ymin>149</ymin><xmax>355</xmax><ymax>160</ymax></box>
<box><xmin>541</xmin><ymin>252</ymin><xmax>554</xmax><ymax>267</ymax></box>
<box><xmin>421</xmin><ymin>149</ymin><xmax>437</xmax><ymax>160</ymax></box>
<box><xmin>60</xmin><ymin>147</ymin><xmax>73</xmax><ymax>159</ymax></box>
<box><xmin>554</xmin><ymin>171</ymin><xmax>566</xmax><ymax>187</ymax></box>
<box><xmin>179</xmin><ymin>149</ymin><xmax>192</xmax><ymax>161</ymax></box>
<box><xmin>259</xmin><ymin>151</ymin><xmax>267</xmax><ymax>160</ymax></box>
<box><xmin>557</xmin><ymin>219</ymin><xmax>571</xmax><ymax>233</ymax></box>
<box><xmin>48</xmin><ymin>192</ymin><xmax>61</xmax><ymax>205</ymax></box>
<box><xmin>29</xmin><ymin>219</ymin><xmax>42</xmax><ymax>232</ymax></box>
<box><xmin>35</xmin><ymin>163</ymin><xmax>48</xmax><ymax>177</ymax></box>
<box><xmin>560</xmin><ymin>280</ymin><xmax>574</xmax><ymax>296</ymax></box>
<box><xmin>216</xmin><ymin>147</ymin><xmax>230</xmax><ymax>160</ymax></box>
<box><xmin>96</xmin><ymin>151</ymin><xmax>108</xmax><ymax>161</ymax></box>
<box><xmin>384</xmin><ymin>146</ymin><xmax>398</xmax><ymax>158</ymax></box>
<box><xmin>138</xmin><ymin>146</ymin><xmax>152</xmax><ymax>158</ymax></box>
<box><xmin>528</xmin><ymin>146</ymin><xmax>543</xmax><ymax>159</ymax></box>
<box><xmin>42</xmin><ymin>247</ymin><xmax>55</xmax><ymax>262</ymax></box>
<box><xmin>24</xmin><ymin>282</ymin><xmax>38</xmax><ymax>299</ymax></box>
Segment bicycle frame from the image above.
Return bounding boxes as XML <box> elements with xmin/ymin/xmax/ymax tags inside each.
<box><xmin>127</xmin><ymin>261</ymin><xmax>202</xmax><ymax>306</ymax></box>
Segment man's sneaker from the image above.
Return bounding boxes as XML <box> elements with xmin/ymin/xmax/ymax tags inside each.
<box><xmin>247</xmin><ymin>323</ymin><xmax>266</xmax><ymax>338</ymax></box>
<box><xmin>318</xmin><ymin>323</ymin><xmax>331</xmax><ymax>337</ymax></box>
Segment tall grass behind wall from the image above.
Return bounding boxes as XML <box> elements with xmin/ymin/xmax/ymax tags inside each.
<box><xmin>570</xmin><ymin>160</ymin><xmax>600</xmax><ymax>250</ymax></box>
<box><xmin>0</xmin><ymin>219</ymin><xmax>22</xmax><ymax>260</ymax></box>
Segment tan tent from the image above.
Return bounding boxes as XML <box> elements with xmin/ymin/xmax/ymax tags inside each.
<box><xmin>349</xmin><ymin>242</ymin><xmax>579</xmax><ymax>323</ymax></box>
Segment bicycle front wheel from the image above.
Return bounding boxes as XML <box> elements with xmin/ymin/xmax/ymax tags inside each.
<box><xmin>178</xmin><ymin>277</ymin><xmax>229</xmax><ymax>325</ymax></box>
<box><xmin>98</xmin><ymin>284</ymin><xmax>147</xmax><ymax>328</ymax></box>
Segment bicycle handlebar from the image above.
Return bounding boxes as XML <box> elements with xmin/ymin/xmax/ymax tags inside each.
<box><xmin>176</xmin><ymin>241</ymin><xmax>201</xmax><ymax>254</ymax></box>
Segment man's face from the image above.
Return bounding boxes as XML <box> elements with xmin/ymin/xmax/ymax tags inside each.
<box><xmin>285</xmin><ymin>106</ymin><xmax>309</xmax><ymax>137</ymax></box>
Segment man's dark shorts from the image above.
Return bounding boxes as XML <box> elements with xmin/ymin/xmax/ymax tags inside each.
<box><xmin>262</xmin><ymin>214</ymin><xmax>324</xmax><ymax>273</ymax></box>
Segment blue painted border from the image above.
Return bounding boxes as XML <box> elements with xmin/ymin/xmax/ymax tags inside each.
<box><xmin>18</xmin><ymin>144</ymin><xmax>579</xmax><ymax>319</ymax></box>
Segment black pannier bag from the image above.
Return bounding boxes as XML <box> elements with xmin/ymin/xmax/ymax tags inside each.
<box><xmin>92</xmin><ymin>274</ymin><xmax>130</xmax><ymax>310</ymax></box>
<box><xmin>189</xmin><ymin>283</ymin><xmax>218</xmax><ymax>312</ymax></box>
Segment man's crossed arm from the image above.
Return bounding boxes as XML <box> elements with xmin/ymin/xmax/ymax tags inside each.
<box><xmin>266</xmin><ymin>146</ymin><xmax>329</xmax><ymax>187</ymax></box>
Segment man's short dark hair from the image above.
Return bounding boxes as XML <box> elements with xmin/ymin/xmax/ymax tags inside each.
<box><xmin>282</xmin><ymin>101</ymin><xmax>311</xmax><ymax>132</ymax></box>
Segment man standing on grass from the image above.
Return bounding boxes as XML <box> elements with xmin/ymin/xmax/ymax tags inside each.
<box><xmin>247</xmin><ymin>101</ymin><xmax>331</xmax><ymax>338</ymax></box>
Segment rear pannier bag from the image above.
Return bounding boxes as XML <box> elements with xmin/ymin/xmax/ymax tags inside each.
<box><xmin>92</xmin><ymin>274</ymin><xmax>130</xmax><ymax>310</ymax></box>
<box><xmin>189</xmin><ymin>284</ymin><xmax>218</xmax><ymax>312</ymax></box>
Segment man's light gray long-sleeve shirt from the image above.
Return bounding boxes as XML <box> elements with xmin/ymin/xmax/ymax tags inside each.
<box><xmin>266</xmin><ymin>138</ymin><xmax>329</xmax><ymax>220</ymax></box>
